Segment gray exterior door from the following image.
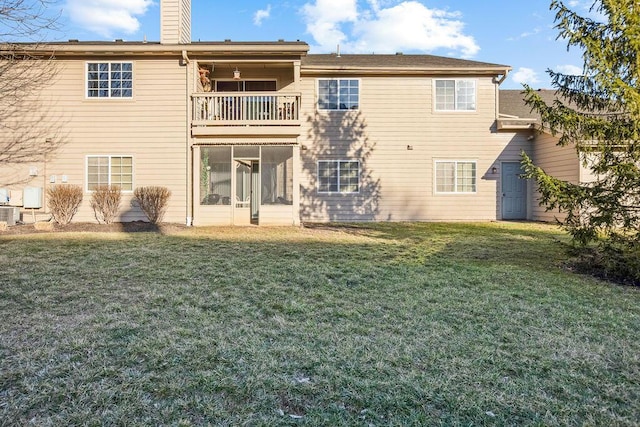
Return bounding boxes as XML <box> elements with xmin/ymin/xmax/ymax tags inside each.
<box><xmin>501</xmin><ymin>162</ymin><xmax>527</xmax><ymax>220</ymax></box>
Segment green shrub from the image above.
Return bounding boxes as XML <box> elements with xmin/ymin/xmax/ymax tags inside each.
<box><xmin>573</xmin><ymin>239</ymin><xmax>640</xmax><ymax>286</ymax></box>
<box><xmin>47</xmin><ymin>184</ymin><xmax>83</xmax><ymax>225</ymax></box>
<box><xmin>597</xmin><ymin>241</ymin><xmax>640</xmax><ymax>285</ymax></box>
<box><xmin>90</xmin><ymin>185</ymin><xmax>122</xmax><ymax>224</ymax></box>
<box><xmin>134</xmin><ymin>186</ymin><xmax>171</xmax><ymax>224</ymax></box>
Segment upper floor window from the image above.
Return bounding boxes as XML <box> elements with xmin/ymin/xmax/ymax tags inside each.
<box><xmin>318</xmin><ymin>79</ymin><xmax>359</xmax><ymax>111</ymax></box>
<box><xmin>434</xmin><ymin>79</ymin><xmax>476</xmax><ymax>111</ymax></box>
<box><xmin>87</xmin><ymin>155</ymin><xmax>133</xmax><ymax>191</ymax></box>
<box><xmin>435</xmin><ymin>160</ymin><xmax>476</xmax><ymax>193</ymax></box>
<box><xmin>318</xmin><ymin>160</ymin><xmax>360</xmax><ymax>193</ymax></box>
<box><xmin>87</xmin><ymin>62</ymin><xmax>133</xmax><ymax>98</ymax></box>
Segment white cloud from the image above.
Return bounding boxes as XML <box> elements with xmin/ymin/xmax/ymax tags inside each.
<box><xmin>511</xmin><ymin>67</ymin><xmax>540</xmax><ymax>85</ymax></box>
<box><xmin>302</xmin><ymin>0</ymin><xmax>358</xmax><ymax>50</ymax></box>
<box><xmin>302</xmin><ymin>0</ymin><xmax>478</xmax><ymax>57</ymax></box>
<box><xmin>254</xmin><ymin>5</ymin><xmax>272</xmax><ymax>26</ymax></box>
<box><xmin>65</xmin><ymin>0</ymin><xmax>154</xmax><ymax>38</ymax></box>
<box><xmin>555</xmin><ymin>64</ymin><xmax>582</xmax><ymax>75</ymax></box>
<box><xmin>507</xmin><ymin>27</ymin><xmax>541</xmax><ymax>41</ymax></box>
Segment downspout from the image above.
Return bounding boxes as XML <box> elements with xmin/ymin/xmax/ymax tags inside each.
<box><xmin>182</xmin><ymin>50</ymin><xmax>193</xmax><ymax>226</ymax></box>
<box><xmin>494</xmin><ymin>69</ymin><xmax>510</xmax><ymax>120</ymax></box>
<box><xmin>494</xmin><ymin>68</ymin><xmax>509</xmax><ymax>85</ymax></box>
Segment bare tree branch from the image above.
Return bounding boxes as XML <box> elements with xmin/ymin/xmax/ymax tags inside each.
<box><xmin>0</xmin><ymin>0</ymin><xmax>60</xmax><ymax>41</ymax></box>
<box><xmin>0</xmin><ymin>0</ymin><xmax>65</xmax><ymax>187</ymax></box>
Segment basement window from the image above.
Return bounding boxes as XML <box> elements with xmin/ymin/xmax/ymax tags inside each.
<box><xmin>86</xmin><ymin>155</ymin><xmax>133</xmax><ymax>191</ymax></box>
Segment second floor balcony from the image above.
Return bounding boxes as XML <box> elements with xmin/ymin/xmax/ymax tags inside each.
<box><xmin>191</xmin><ymin>92</ymin><xmax>301</xmax><ymax>137</ymax></box>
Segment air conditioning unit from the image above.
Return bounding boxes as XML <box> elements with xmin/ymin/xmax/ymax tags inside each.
<box><xmin>0</xmin><ymin>206</ymin><xmax>19</xmax><ymax>226</ymax></box>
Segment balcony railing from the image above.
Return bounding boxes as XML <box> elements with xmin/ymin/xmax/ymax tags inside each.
<box><xmin>192</xmin><ymin>92</ymin><xmax>300</xmax><ymax>125</ymax></box>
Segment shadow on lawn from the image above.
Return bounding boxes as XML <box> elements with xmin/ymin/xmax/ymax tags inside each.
<box><xmin>2</xmin><ymin>221</ymin><xmax>186</xmax><ymax>235</ymax></box>
<box><xmin>303</xmin><ymin>221</ymin><xmax>569</xmax><ymax>269</ymax></box>
<box><xmin>3</xmin><ymin>220</ymin><xmax>569</xmax><ymax>275</ymax></box>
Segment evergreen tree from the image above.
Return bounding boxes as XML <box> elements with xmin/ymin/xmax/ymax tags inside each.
<box><xmin>521</xmin><ymin>0</ymin><xmax>640</xmax><ymax>281</ymax></box>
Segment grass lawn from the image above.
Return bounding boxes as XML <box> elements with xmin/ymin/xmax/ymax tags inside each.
<box><xmin>1</xmin><ymin>222</ymin><xmax>638</xmax><ymax>426</ymax></box>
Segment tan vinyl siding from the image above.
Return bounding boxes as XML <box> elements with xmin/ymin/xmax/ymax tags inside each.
<box><xmin>259</xmin><ymin>205</ymin><xmax>297</xmax><ymax>225</ymax></box>
<box><xmin>299</xmin><ymin>74</ymin><xmax>531</xmax><ymax>222</ymax></box>
<box><xmin>180</xmin><ymin>0</ymin><xmax>192</xmax><ymax>44</ymax></box>
<box><xmin>8</xmin><ymin>58</ymin><xmax>188</xmax><ymax>223</ymax></box>
<box><xmin>531</xmin><ymin>132</ymin><xmax>579</xmax><ymax>222</ymax></box>
<box><xmin>195</xmin><ymin>207</ymin><xmax>233</xmax><ymax>226</ymax></box>
<box><xmin>3</xmin><ymin>46</ymin><xmax>520</xmax><ymax>225</ymax></box>
<box><xmin>161</xmin><ymin>2</ymin><xmax>179</xmax><ymax>44</ymax></box>
<box><xmin>161</xmin><ymin>0</ymin><xmax>190</xmax><ymax>44</ymax></box>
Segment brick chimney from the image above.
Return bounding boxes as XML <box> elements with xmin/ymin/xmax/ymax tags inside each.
<box><xmin>160</xmin><ymin>0</ymin><xmax>191</xmax><ymax>44</ymax></box>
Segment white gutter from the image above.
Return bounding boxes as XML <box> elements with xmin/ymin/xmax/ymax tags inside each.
<box><xmin>494</xmin><ymin>69</ymin><xmax>509</xmax><ymax>85</ymax></box>
<box><xmin>494</xmin><ymin>69</ymin><xmax>510</xmax><ymax>121</ymax></box>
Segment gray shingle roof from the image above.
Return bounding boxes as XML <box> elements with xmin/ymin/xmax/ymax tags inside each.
<box><xmin>500</xmin><ymin>89</ymin><xmax>559</xmax><ymax>119</ymax></box>
<box><xmin>302</xmin><ymin>54</ymin><xmax>510</xmax><ymax>72</ymax></box>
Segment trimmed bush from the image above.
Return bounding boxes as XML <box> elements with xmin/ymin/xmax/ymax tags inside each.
<box><xmin>90</xmin><ymin>185</ymin><xmax>122</xmax><ymax>224</ymax></box>
<box><xmin>47</xmin><ymin>184</ymin><xmax>83</xmax><ymax>225</ymax></box>
<box><xmin>134</xmin><ymin>186</ymin><xmax>171</xmax><ymax>224</ymax></box>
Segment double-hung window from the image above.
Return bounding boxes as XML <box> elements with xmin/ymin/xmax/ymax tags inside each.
<box><xmin>318</xmin><ymin>160</ymin><xmax>360</xmax><ymax>193</ymax></box>
<box><xmin>434</xmin><ymin>79</ymin><xmax>476</xmax><ymax>111</ymax></box>
<box><xmin>435</xmin><ymin>161</ymin><xmax>476</xmax><ymax>193</ymax></box>
<box><xmin>318</xmin><ymin>79</ymin><xmax>359</xmax><ymax>111</ymax></box>
<box><xmin>87</xmin><ymin>155</ymin><xmax>133</xmax><ymax>191</ymax></box>
<box><xmin>87</xmin><ymin>62</ymin><xmax>133</xmax><ymax>98</ymax></box>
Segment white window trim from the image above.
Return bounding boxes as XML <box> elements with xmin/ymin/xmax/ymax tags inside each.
<box><xmin>316</xmin><ymin>78</ymin><xmax>361</xmax><ymax>112</ymax></box>
<box><xmin>85</xmin><ymin>61</ymin><xmax>134</xmax><ymax>100</ymax></box>
<box><xmin>85</xmin><ymin>155</ymin><xmax>134</xmax><ymax>193</ymax></box>
<box><xmin>433</xmin><ymin>78</ymin><xmax>477</xmax><ymax>112</ymax></box>
<box><xmin>434</xmin><ymin>159</ymin><xmax>478</xmax><ymax>194</ymax></box>
<box><xmin>317</xmin><ymin>159</ymin><xmax>360</xmax><ymax>194</ymax></box>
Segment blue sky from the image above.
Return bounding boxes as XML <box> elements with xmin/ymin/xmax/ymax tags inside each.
<box><xmin>51</xmin><ymin>0</ymin><xmax>594</xmax><ymax>89</ymax></box>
